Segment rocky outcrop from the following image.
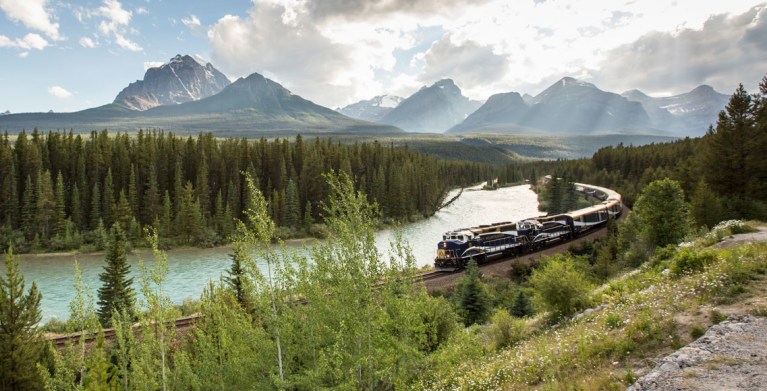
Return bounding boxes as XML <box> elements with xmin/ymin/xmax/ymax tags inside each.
<box><xmin>629</xmin><ymin>316</ymin><xmax>767</xmax><ymax>391</ymax></box>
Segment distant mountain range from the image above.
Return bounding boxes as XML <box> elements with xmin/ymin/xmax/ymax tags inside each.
<box><xmin>114</xmin><ymin>54</ymin><xmax>231</xmax><ymax>111</ymax></box>
<box><xmin>376</xmin><ymin>79</ymin><xmax>482</xmax><ymax>133</ymax></box>
<box><xmin>0</xmin><ymin>55</ymin><xmax>400</xmax><ymax>135</ymax></box>
<box><xmin>0</xmin><ymin>54</ymin><xmax>731</xmax><ymax>137</ymax></box>
<box><xmin>621</xmin><ymin>85</ymin><xmax>729</xmax><ymax>135</ymax></box>
<box><xmin>337</xmin><ymin>95</ymin><xmax>403</xmax><ymax>122</ymax></box>
<box><xmin>447</xmin><ymin>77</ymin><xmax>727</xmax><ymax>136</ymax></box>
<box><xmin>344</xmin><ymin>77</ymin><xmax>729</xmax><ymax>137</ymax></box>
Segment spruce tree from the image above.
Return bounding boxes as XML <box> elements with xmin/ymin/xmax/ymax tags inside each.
<box><xmin>103</xmin><ymin>169</ymin><xmax>115</xmax><ymax>227</ymax></box>
<box><xmin>97</xmin><ymin>223</ymin><xmax>135</xmax><ymax>325</ymax></box>
<box><xmin>0</xmin><ymin>246</ymin><xmax>43</xmax><ymax>390</ymax></box>
<box><xmin>510</xmin><ymin>290</ymin><xmax>533</xmax><ymax>318</ymax></box>
<box><xmin>455</xmin><ymin>259</ymin><xmax>492</xmax><ymax>326</ymax></box>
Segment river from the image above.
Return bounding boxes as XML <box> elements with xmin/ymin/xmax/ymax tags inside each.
<box><xmin>13</xmin><ymin>184</ymin><xmax>541</xmax><ymax>323</ymax></box>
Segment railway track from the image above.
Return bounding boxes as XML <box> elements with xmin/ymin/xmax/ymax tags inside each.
<box><xmin>48</xmin><ymin>315</ymin><xmax>202</xmax><ymax>349</ymax></box>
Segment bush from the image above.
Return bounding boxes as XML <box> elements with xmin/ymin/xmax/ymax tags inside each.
<box><xmin>670</xmin><ymin>248</ymin><xmax>717</xmax><ymax>276</ymax></box>
<box><xmin>488</xmin><ymin>309</ymin><xmax>527</xmax><ymax>350</ymax></box>
<box><xmin>605</xmin><ymin>312</ymin><xmax>624</xmax><ymax>330</ymax></box>
<box><xmin>690</xmin><ymin>325</ymin><xmax>706</xmax><ymax>339</ymax></box>
<box><xmin>417</xmin><ymin>295</ymin><xmax>461</xmax><ymax>353</ymax></box>
<box><xmin>309</xmin><ymin>223</ymin><xmax>329</xmax><ymax>239</ymax></box>
<box><xmin>529</xmin><ymin>254</ymin><xmax>594</xmax><ymax>321</ymax></box>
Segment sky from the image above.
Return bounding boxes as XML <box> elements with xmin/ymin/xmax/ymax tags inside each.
<box><xmin>1</xmin><ymin>0</ymin><xmax>766</xmax><ymax>114</ymax></box>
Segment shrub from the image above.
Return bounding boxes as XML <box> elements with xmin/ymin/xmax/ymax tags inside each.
<box><xmin>488</xmin><ymin>309</ymin><xmax>527</xmax><ymax>350</ymax></box>
<box><xmin>529</xmin><ymin>254</ymin><xmax>594</xmax><ymax>320</ymax></box>
<box><xmin>670</xmin><ymin>248</ymin><xmax>717</xmax><ymax>276</ymax></box>
<box><xmin>309</xmin><ymin>223</ymin><xmax>329</xmax><ymax>239</ymax></box>
<box><xmin>417</xmin><ymin>295</ymin><xmax>461</xmax><ymax>353</ymax></box>
<box><xmin>605</xmin><ymin>312</ymin><xmax>624</xmax><ymax>330</ymax></box>
<box><xmin>690</xmin><ymin>325</ymin><xmax>706</xmax><ymax>339</ymax></box>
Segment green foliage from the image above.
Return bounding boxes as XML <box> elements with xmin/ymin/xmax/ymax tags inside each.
<box><xmin>96</xmin><ymin>223</ymin><xmax>135</xmax><ymax>325</ymax></box>
<box><xmin>454</xmin><ymin>259</ymin><xmax>493</xmax><ymax>326</ymax></box>
<box><xmin>510</xmin><ymin>289</ymin><xmax>534</xmax><ymax>318</ymax></box>
<box><xmin>488</xmin><ymin>309</ymin><xmax>527</xmax><ymax>350</ymax></box>
<box><xmin>633</xmin><ymin>178</ymin><xmax>690</xmax><ymax>248</ymax></box>
<box><xmin>669</xmin><ymin>247</ymin><xmax>717</xmax><ymax>276</ymax></box>
<box><xmin>529</xmin><ymin>254</ymin><xmax>594</xmax><ymax>320</ymax></box>
<box><xmin>0</xmin><ymin>246</ymin><xmax>44</xmax><ymax>390</ymax></box>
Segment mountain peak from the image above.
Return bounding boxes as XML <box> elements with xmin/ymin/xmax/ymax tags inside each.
<box><xmin>380</xmin><ymin>79</ymin><xmax>481</xmax><ymax>132</ymax></box>
<box><xmin>114</xmin><ymin>54</ymin><xmax>231</xmax><ymax>111</ymax></box>
<box><xmin>689</xmin><ymin>84</ymin><xmax>717</xmax><ymax>95</ymax></box>
<box><xmin>338</xmin><ymin>95</ymin><xmax>404</xmax><ymax>122</ymax></box>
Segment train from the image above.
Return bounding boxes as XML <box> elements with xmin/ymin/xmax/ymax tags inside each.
<box><xmin>434</xmin><ymin>180</ymin><xmax>623</xmax><ymax>270</ymax></box>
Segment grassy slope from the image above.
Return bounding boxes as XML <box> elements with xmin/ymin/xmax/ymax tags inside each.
<box><xmin>419</xmin><ymin>223</ymin><xmax>767</xmax><ymax>390</ymax></box>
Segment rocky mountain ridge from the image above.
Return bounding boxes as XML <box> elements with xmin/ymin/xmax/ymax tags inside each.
<box><xmin>378</xmin><ymin>79</ymin><xmax>482</xmax><ymax>132</ymax></box>
<box><xmin>114</xmin><ymin>54</ymin><xmax>231</xmax><ymax>111</ymax></box>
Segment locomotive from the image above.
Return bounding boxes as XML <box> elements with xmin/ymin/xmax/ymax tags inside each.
<box><xmin>434</xmin><ymin>182</ymin><xmax>622</xmax><ymax>270</ymax></box>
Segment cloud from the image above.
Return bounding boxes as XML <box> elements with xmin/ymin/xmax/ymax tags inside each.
<box><xmin>0</xmin><ymin>33</ymin><xmax>48</xmax><ymax>50</ymax></box>
<box><xmin>17</xmin><ymin>51</ymin><xmax>28</xmax><ymax>58</ymax></box>
<box><xmin>593</xmin><ymin>5</ymin><xmax>767</xmax><ymax>95</ymax></box>
<box><xmin>418</xmin><ymin>36</ymin><xmax>508</xmax><ymax>88</ymax></box>
<box><xmin>209</xmin><ymin>4</ymin><xmax>369</xmax><ymax>107</ymax></box>
<box><xmin>79</xmin><ymin>36</ymin><xmax>97</xmax><ymax>48</ymax></box>
<box><xmin>300</xmin><ymin>0</ymin><xmax>493</xmax><ymax>23</ymax></box>
<box><xmin>144</xmin><ymin>61</ymin><xmax>163</xmax><ymax>70</ymax></box>
<box><xmin>136</xmin><ymin>7</ymin><xmax>147</xmax><ymax>15</ymax></box>
<box><xmin>95</xmin><ymin>0</ymin><xmax>142</xmax><ymax>51</ymax></box>
<box><xmin>47</xmin><ymin>86</ymin><xmax>72</xmax><ymax>99</ymax></box>
<box><xmin>181</xmin><ymin>14</ymin><xmax>201</xmax><ymax>32</ymax></box>
<box><xmin>0</xmin><ymin>0</ymin><xmax>62</xmax><ymax>40</ymax></box>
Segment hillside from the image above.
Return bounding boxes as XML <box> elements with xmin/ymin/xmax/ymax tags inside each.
<box><xmin>420</xmin><ymin>222</ymin><xmax>767</xmax><ymax>389</ymax></box>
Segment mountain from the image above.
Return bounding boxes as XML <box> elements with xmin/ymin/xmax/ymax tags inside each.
<box><xmin>338</xmin><ymin>95</ymin><xmax>403</xmax><ymax>122</ymax></box>
<box><xmin>0</xmin><ymin>110</ymin><xmax>9</xmax><ymax>116</ymax></box>
<box><xmin>114</xmin><ymin>54</ymin><xmax>231</xmax><ymax>111</ymax></box>
<box><xmin>449</xmin><ymin>77</ymin><xmax>652</xmax><ymax>135</ymax></box>
<box><xmin>448</xmin><ymin>92</ymin><xmax>530</xmax><ymax>133</ymax></box>
<box><xmin>380</xmin><ymin>79</ymin><xmax>482</xmax><ymax>133</ymax></box>
<box><xmin>622</xmin><ymin>85</ymin><xmax>729</xmax><ymax>135</ymax></box>
<box><xmin>0</xmin><ymin>71</ymin><xmax>401</xmax><ymax>135</ymax></box>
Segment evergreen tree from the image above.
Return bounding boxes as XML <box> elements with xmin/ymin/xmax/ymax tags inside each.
<box><xmin>103</xmin><ymin>169</ymin><xmax>115</xmax><ymax>227</ymax></box>
<box><xmin>21</xmin><ymin>176</ymin><xmax>35</xmax><ymax>240</ymax></box>
<box><xmin>284</xmin><ymin>179</ymin><xmax>300</xmax><ymax>228</ymax></box>
<box><xmin>36</xmin><ymin>170</ymin><xmax>56</xmax><ymax>240</ymax></box>
<box><xmin>128</xmin><ymin>165</ymin><xmax>139</xmax><ymax>218</ymax></box>
<box><xmin>54</xmin><ymin>171</ymin><xmax>67</xmax><ymax>236</ymax></box>
<box><xmin>510</xmin><ymin>290</ymin><xmax>534</xmax><ymax>318</ymax></box>
<box><xmin>0</xmin><ymin>246</ymin><xmax>43</xmax><ymax>390</ymax></box>
<box><xmin>144</xmin><ymin>163</ymin><xmax>160</xmax><ymax>225</ymax></box>
<box><xmin>690</xmin><ymin>180</ymin><xmax>724</xmax><ymax>228</ymax></box>
<box><xmin>176</xmin><ymin>182</ymin><xmax>203</xmax><ymax>243</ymax></box>
<box><xmin>70</xmin><ymin>184</ymin><xmax>82</xmax><ymax>229</ymax></box>
<box><xmin>455</xmin><ymin>259</ymin><xmax>492</xmax><ymax>326</ymax></box>
<box><xmin>160</xmin><ymin>190</ymin><xmax>173</xmax><ymax>237</ymax></box>
<box><xmin>90</xmin><ymin>182</ymin><xmax>101</xmax><ymax>231</ymax></box>
<box><xmin>225</xmin><ymin>240</ymin><xmax>250</xmax><ymax>310</ymax></box>
<box><xmin>303</xmin><ymin>201</ymin><xmax>314</xmax><ymax>229</ymax></box>
<box><xmin>96</xmin><ymin>223</ymin><xmax>135</xmax><ymax>325</ymax></box>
